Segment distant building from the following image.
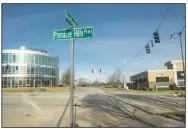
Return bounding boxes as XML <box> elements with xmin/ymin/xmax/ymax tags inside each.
<box><xmin>2</xmin><ymin>46</ymin><xmax>59</xmax><ymax>88</ymax></box>
<box><xmin>130</xmin><ymin>60</ymin><xmax>185</xmax><ymax>90</ymax></box>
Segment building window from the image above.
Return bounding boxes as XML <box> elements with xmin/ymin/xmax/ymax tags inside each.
<box><xmin>4</xmin><ymin>53</ymin><xmax>8</xmax><ymax>63</ymax></box>
<box><xmin>8</xmin><ymin>53</ymin><xmax>12</xmax><ymax>63</ymax></box>
<box><xmin>27</xmin><ymin>67</ymin><xmax>30</xmax><ymax>74</ymax></box>
<box><xmin>24</xmin><ymin>54</ymin><xmax>28</xmax><ymax>63</ymax></box>
<box><xmin>31</xmin><ymin>67</ymin><xmax>34</xmax><ymax>74</ymax></box>
<box><xmin>44</xmin><ymin>56</ymin><xmax>48</xmax><ymax>65</ymax></box>
<box><xmin>39</xmin><ymin>55</ymin><xmax>42</xmax><ymax>65</ymax></box>
<box><xmin>6</xmin><ymin>65</ymin><xmax>11</xmax><ymax>74</ymax></box>
<box><xmin>42</xmin><ymin>56</ymin><xmax>45</xmax><ymax>65</ymax></box>
<box><xmin>31</xmin><ymin>54</ymin><xmax>35</xmax><ymax>64</ymax></box>
<box><xmin>49</xmin><ymin>57</ymin><xmax>52</xmax><ymax>66</ymax></box>
<box><xmin>45</xmin><ymin>67</ymin><xmax>48</xmax><ymax>75</ymax></box>
<box><xmin>19</xmin><ymin>66</ymin><xmax>24</xmax><ymax>74</ymax></box>
<box><xmin>36</xmin><ymin>55</ymin><xmax>39</xmax><ymax>64</ymax></box>
<box><xmin>47</xmin><ymin>56</ymin><xmax>50</xmax><ymax>66</ymax></box>
<box><xmin>2</xmin><ymin>66</ymin><xmax>6</xmax><ymax>74</ymax></box>
<box><xmin>23</xmin><ymin>66</ymin><xmax>27</xmax><ymax>74</ymax></box>
<box><xmin>156</xmin><ymin>77</ymin><xmax>169</xmax><ymax>82</ymax></box>
<box><xmin>156</xmin><ymin>77</ymin><xmax>170</xmax><ymax>87</ymax></box>
<box><xmin>2</xmin><ymin>53</ymin><xmax>5</xmax><ymax>63</ymax></box>
<box><xmin>42</xmin><ymin>67</ymin><xmax>45</xmax><ymax>75</ymax></box>
<box><xmin>12</xmin><ymin>66</ymin><xmax>15</xmax><ymax>74</ymax></box>
<box><xmin>35</xmin><ymin>67</ymin><xmax>39</xmax><ymax>74</ymax></box>
<box><xmin>177</xmin><ymin>71</ymin><xmax>184</xmax><ymax>87</ymax></box>
<box><xmin>12</xmin><ymin>54</ymin><xmax>16</xmax><ymax>63</ymax></box>
<box><xmin>177</xmin><ymin>71</ymin><xmax>184</xmax><ymax>79</ymax></box>
<box><xmin>28</xmin><ymin>54</ymin><xmax>31</xmax><ymax>64</ymax></box>
<box><xmin>16</xmin><ymin>54</ymin><xmax>20</xmax><ymax>63</ymax></box>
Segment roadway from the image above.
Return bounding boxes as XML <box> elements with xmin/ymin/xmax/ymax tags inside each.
<box><xmin>2</xmin><ymin>92</ymin><xmax>70</xmax><ymax>127</ymax></box>
<box><xmin>72</xmin><ymin>87</ymin><xmax>185</xmax><ymax>127</ymax></box>
<box><xmin>2</xmin><ymin>87</ymin><xmax>185</xmax><ymax>127</ymax></box>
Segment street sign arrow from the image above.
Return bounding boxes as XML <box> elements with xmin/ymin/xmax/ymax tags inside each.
<box><xmin>65</xmin><ymin>9</ymin><xmax>79</xmax><ymax>28</ymax></box>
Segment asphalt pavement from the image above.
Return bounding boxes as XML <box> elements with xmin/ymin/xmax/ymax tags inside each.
<box><xmin>2</xmin><ymin>92</ymin><xmax>70</xmax><ymax>127</ymax></box>
<box><xmin>73</xmin><ymin>87</ymin><xmax>185</xmax><ymax>127</ymax></box>
<box><xmin>2</xmin><ymin>87</ymin><xmax>185</xmax><ymax>127</ymax></box>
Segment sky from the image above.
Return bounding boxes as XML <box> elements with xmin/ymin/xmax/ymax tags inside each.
<box><xmin>2</xmin><ymin>3</ymin><xmax>185</xmax><ymax>82</ymax></box>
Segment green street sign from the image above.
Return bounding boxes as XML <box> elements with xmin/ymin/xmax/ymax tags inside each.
<box><xmin>53</xmin><ymin>27</ymin><xmax>93</xmax><ymax>40</ymax></box>
<box><xmin>65</xmin><ymin>10</ymin><xmax>79</xmax><ymax>27</ymax></box>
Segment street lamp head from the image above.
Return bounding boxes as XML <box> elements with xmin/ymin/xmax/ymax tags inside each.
<box><xmin>170</xmin><ymin>35</ymin><xmax>174</xmax><ymax>40</ymax></box>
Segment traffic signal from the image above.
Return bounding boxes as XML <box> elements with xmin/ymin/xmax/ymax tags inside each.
<box><xmin>153</xmin><ymin>31</ymin><xmax>160</xmax><ymax>43</ymax></box>
<box><xmin>145</xmin><ymin>44</ymin><xmax>151</xmax><ymax>54</ymax></box>
<box><xmin>16</xmin><ymin>66</ymin><xmax>18</xmax><ymax>70</ymax></box>
<box><xmin>100</xmin><ymin>69</ymin><xmax>101</xmax><ymax>74</ymax></box>
<box><xmin>92</xmin><ymin>70</ymin><xmax>94</xmax><ymax>73</ymax></box>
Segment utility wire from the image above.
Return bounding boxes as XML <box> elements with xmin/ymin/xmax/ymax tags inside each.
<box><xmin>156</xmin><ymin>8</ymin><xmax>168</xmax><ymax>31</ymax></box>
<box><xmin>127</xmin><ymin>8</ymin><xmax>168</xmax><ymax>65</ymax></box>
<box><xmin>127</xmin><ymin>47</ymin><xmax>145</xmax><ymax>65</ymax></box>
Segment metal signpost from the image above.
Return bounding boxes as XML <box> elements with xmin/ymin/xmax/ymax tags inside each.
<box><xmin>53</xmin><ymin>9</ymin><xmax>93</xmax><ymax>127</ymax></box>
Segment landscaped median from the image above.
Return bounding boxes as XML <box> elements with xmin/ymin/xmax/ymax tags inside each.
<box><xmin>101</xmin><ymin>86</ymin><xmax>185</xmax><ymax>96</ymax></box>
<box><xmin>100</xmin><ymin>87</ymin><xmax>130</xmax><ymax>93</ymax></box>
<box><xmin>2</xmin><ymin>87</ymin><xmax>70</xmax><ymax>92</ymax></box>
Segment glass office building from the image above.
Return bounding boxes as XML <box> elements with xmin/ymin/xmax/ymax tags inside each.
<box><xmin>2</xmin><ymin>46</ymin><xmax>59</xmax><ymax>88</ymax></box>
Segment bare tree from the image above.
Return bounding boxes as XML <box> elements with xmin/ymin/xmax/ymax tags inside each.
<box><xmin>108</xmin><ymin>68</ymin><xmax>123</xmax><ymax>88</ymax></box>
<box><xmin>60</xmin><ymin>67</ymin><xmax>71</xmax><ymax>87</ymax></box>
<box><xmin>77</xmin><ymin>77</ymin><xmax>91</xmax><ymax>86</ymax></box>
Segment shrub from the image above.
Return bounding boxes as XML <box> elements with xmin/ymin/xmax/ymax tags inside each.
<box><xmin>158</xmin><ymin>87</ymin><xmax>169</xmax><ymax>91</ymax></box>
<box><xmin>169</xmin><ymin>83</ymin><xmax>178</xmax><ymax>90</ymax></box>
<box><xmin>179</xmin><ymin>93</ymin><xmax>185</xmax><ymax>97</ymax></box>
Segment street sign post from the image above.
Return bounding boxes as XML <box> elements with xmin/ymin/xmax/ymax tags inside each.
<box><xmin>53</xmin><ymin>9</ymin><xmax>94</xmax><ymax>127</ymax></box>
<box><xmin>65</xmin><ymin>9</ymin><xmax>79</xmax><ymax>27</ymax></box>
<box><xmin>70</xmin><ymin>39</ymin><xmax>74</xmax><ymax>127</ymax></box>
<box><xmin>53</xmin><ymin>27</ymin><xmax>93</xmax><ymax>40</ymax></box>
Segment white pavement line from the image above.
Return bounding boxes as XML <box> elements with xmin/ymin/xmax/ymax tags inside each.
<box><xmin>20</xmin><ymin>93</ymin><xmax>44</xmax><ymax>114</ymax></box>
<box><xmin>24</xmin><ymin>100</ymin><xmax>44</xmax><ymax>114</ymax></box>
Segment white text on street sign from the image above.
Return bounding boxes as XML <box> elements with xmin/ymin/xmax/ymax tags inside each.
<box><xmin>53</xmin><ymin>27</ymin><xmax>93</xmax><ymax>40</ymax></box>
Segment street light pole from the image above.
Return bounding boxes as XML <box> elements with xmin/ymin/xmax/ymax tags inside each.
<box><xmin>170</xmin><ymin>26</ymin><xmax>185</xmax><ymax>86</ymax></box>
<box><xmin>179</xmin><ymin>31</ymin><xmax>185</xmax><ymax>75</ymax></box>
<box><xmin>170</xmin><ymin>26</ymin><xmax>185</xmax><ymax>90</ymax></box>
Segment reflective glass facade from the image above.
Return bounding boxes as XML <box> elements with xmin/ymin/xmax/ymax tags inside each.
<box><xmin>2</xmin><ymin>49</ymin><xmax>59</xmax><ymax>88</ymax></box>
